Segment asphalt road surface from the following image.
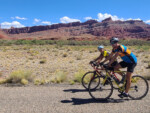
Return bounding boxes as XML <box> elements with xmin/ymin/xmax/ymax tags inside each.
<box><xmin>0</xmin><ymin>83</ymin><xmax>149</xmax><ymax>113</ymax></box>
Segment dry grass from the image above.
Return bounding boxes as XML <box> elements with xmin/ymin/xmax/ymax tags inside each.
<box><xmin>0</xmin><ymin>45</ymin><xmax>149</xmax><ymax>86</ymax></box>
<box><xmin>50</xmin><ymin>70</ymin><xmax>67</xmax><ymax>83</ymax></box>
<box><xmin>4</xmin><ymin>70</ymin><xmax>34</xmax><ymax>85</ymax></box>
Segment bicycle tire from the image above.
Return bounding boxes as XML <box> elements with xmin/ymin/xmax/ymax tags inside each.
<box><xmin>82</xmin><ymin>71</ymin><xmax>100</xmax><ymax>90</ymax></box>
<box><xmin>128</xmin><ymin>75</ymin><xmax>149</xmax><ymax>100</ymax></box>
<box><xmin>88</xmin><ymin>76</ymin><xmax>113</xmax><ymax>101</ymax></box>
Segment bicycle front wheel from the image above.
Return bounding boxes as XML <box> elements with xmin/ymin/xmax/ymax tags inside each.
<box><xmin>128</xmin><ymin>75</ymin><xmax>149</xmax><ymax>100</ymax></box>
<box><xmin>88</xmin><ymin>76</ymin><xmax>113</xmax><ymax>101</ymax></box>
<box><xmin>82</xmin><ymin>71</ymin><xmax>100</xmax><ymax>90</ymax></box>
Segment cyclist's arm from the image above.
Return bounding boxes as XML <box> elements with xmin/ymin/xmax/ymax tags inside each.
<box><xmin>102</xmin><ymin>52</ymin><xmax>114</xmax><ymax>64</ymax></box>
<box><xmin>93</xmin><ymin>54</ymin><xmax>103</xmax><ymax>62</ymax></box>
<box><xmin>108</xmin><ymin>52</ymin><xmax>119</xmax><ymax>66</ymax></box>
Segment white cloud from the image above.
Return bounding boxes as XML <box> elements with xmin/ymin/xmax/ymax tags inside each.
<box><xmin>84</xmin><ymin>17</ymin><xmax>92</xmax><ymax>20</ymax></box>
<box><xmin>1</xmin><ymin>21</ymin><xmax>25</xmax><ymax>29</ymax></box>
<box><xmin>60</xmin><ymin>16</ymin><xmax>81</xmax><ymax>23</ymax></box>
<box><xmin>41</xmin><ymin>21</ymin><xmax>51</xmax><ymax>25</ymax></box>
<box><xmin>15</xmin><ymin>16</ymin><xmax>27</xmax><ymax>20</ymax></box>
<box><xmin>97</xmin><ymin>13</ymin><xmax>124</xmax><ymax>21</ymax></box>
<box><xmin>145</xmin><ymin>20</ymin><xmax>150</xmax><ymax>24</ymax></box>
<box><xmin>11</xmin><ymin>16</ymin><xmax>27</xmax><ymax>20</ymax></box>
<box><xmin>34</xmin><ymin>18</ymin><xmax>41</xmax><ymax>24</ymax></box>
<box><xmin>127</xmin><ymin>18</ymin><xmax>141</xmax><ymax>21</ymax></box>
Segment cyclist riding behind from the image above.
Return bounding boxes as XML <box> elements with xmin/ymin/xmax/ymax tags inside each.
<box><xmin>101</xmin><ymin>37</ymin><xmax>137</xmax><ymax>98</ymax></box>
<box><xmin>90</xmin><ymin>45</ymin><xmax>118</xmax><ymax>68</ymax></box>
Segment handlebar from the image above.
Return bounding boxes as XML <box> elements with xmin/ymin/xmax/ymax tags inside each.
<box><xmin>90</xmin><ymin>62</ymin><xmax>114</xmax><ymax>71</ymax></box>
<box><xmin>90</xmin><ymin>62</ymin><xmax>103</xmax><ymax>70</ymax></box>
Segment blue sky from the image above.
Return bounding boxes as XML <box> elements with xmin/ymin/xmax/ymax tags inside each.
<box><xmin>0</xmin><ymin>0</ymin><xmax>150</xmax><ymax>29</ymax></box>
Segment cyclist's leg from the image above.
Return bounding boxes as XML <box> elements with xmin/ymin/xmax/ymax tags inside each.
<box><xmin>125</xmin><ymin>72</ymin><xmax>132</xmax><ymax>93</ymax></box>
<box><xmin>113</xmin><ymin>61</ymin><xmax>126</xmax><ymax>76</ymax></box>
<box><xmin>125</xmin><ymin>63</ymin><xmax>137</xmax><ymax>93</ymax></box>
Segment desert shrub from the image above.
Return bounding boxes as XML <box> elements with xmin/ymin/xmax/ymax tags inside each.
<box><xmin>39</xmin><ymin>59</ymin><xmax>47</xmax><ymax>64</ymax></box>
<box><xmin>50</xmin><ymin>70</ymin><xmax>67</xmax><ymax>83</ymax></box>
<box><xmin>144</xmin><ymin>75</ymin><xmax>150</xmax><ymax>80</ymax></box>
<box><xmin>73</xmin><ymin>69</ymin><xmax>86</xmax><ymax>83</ymax></box>
<box><xmin>76</xmin><ymin>56</ymin><xmax>82</xmax><ymax>60</ymax></box>
<box><xmin>34</xmin><ymin>79</ymin><xmax>41</xmax><ymax>85</ymax></box>
<box><xmin>63</xmin><ymin>53</ymin><xmax>68</xmax><ymax>57</ymax></box>
<box><xmin>6</xmin><ymin>70</ymin><xmax>34</xmax><ymax>84</ymax></box>
<box><xmin>27</xmin><ymin>50</ymin><xmax>39</xmax><ymax>56</ymax></box>
<box><xmin>0</xmin><ymin>72</ymin><xmax>3</xmax><ymax>77</ymax></box>
<box><xmin>0</xmin><ymin>79</ymin><xmax>7</xmax><ymax>84</ymax></box>
<box><xmin>21</xmin><ymin>79</ymin><xmax>28</xmax><ymax>85</ymax></box>
<box><xmin>69</xmin><ymin>80</ymin><xmax>75</xmax><ymax>85</ymax></box>
<box><xmin>148</xmin><ymin>63</ymin><xmax>150</xmax><ymax>69</ymax></box>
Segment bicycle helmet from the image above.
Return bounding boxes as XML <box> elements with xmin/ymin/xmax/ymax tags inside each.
<box><xmin>97</xmin><ymin>45</ymin><xmax>104</xmax><ymax>50</ymax></box>
<box><xmin>110</xmin><ymin>37</ymin><xmax>119</xmax><ymax>44</ymax></box>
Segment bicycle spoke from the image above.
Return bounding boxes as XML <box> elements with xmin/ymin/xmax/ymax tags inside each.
<box><xmin>89</xmin><ymin>76</ymin><xmax>113</xmax><ymax>100</ymax></box>
<box><xmin>128</xmin><ymin>75</ymin><xmax>149</xmax><ymax>100</ymax></box>
<box><xmin>82</xmin><ymin>71</ymin><xmax>100</xmax><ymax>90</ymax></box>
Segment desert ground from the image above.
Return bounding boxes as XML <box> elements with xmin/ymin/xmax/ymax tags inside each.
<box><xmin>0</xmin><ymin>44</ymin><xmax>149</xmax><ymax>113</ymax></box>
<box><xmin>0</xmin><ymin>45</ymin><xmax>149</xmax><ymax>83</ymax></box>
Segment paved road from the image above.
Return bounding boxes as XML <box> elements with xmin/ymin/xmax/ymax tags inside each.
<box><xmin>0</xmin><ymin>83</ymin><xmax>149</xmax><ymax>113</ymax></box>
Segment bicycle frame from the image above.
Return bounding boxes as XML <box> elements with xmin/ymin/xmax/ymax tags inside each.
<box><xmin>90</xmin><ymin>64</ymin><xmax>104</xmax><ymax>77</ymax></box>
<box><xmin>91</xmin><ymin>63</ymin><xmax>128</xmax><ymax>92</ymax></box>
<box><xmin>102</xmin><ymin>69</ymin><xmax>127</xmax><ymax>92</ymax></box>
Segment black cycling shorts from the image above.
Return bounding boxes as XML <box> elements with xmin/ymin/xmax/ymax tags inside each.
<box><xmin>119</xmin><ymin>61</ymin><xmax>137</xmax><ymax>73</ymax></box>
<box><xmin>111</xmin><ymin>61</ymin><xmax>118</xmax><ymax>67</ymax></box>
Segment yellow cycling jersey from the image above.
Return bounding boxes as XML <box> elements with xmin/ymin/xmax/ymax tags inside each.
<box><xmin>102</xmin><ymin>50</ymin><xmax>110</xmax><ymax>58</ymax></box>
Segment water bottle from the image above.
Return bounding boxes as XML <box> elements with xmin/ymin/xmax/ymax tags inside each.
<box><xmin>120</xmin><ymin>74</ymin><xmax>126</xmax><ymax>83</ymax></box>
<box><xmin>112</xmin><ymin>75</ymin><xmax>120</xmax><ymax>84</ymax></box>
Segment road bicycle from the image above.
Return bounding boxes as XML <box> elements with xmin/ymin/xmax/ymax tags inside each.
<box><xmin>82</xmin><ymin>62</ymin><xmax>124</xmax><ymax>90</ymax></box>
<box><xmin>81</xmin><ymin>62</ymin><xmax>104</xmax><ymax>90</ymax></box>
<box><xmin>88</xmin><ymin>64</ymin><xmax>149</xmax><ymax>100</ymax></box>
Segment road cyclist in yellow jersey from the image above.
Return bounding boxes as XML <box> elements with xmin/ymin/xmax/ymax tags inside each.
<box><xmin>90</xmin><ymin>45</ymin><xmax>118</xmax><ymax>68</ymax></box>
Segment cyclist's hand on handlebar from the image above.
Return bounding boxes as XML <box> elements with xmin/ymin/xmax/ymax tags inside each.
<box><xmin>100</xmin><ymin>62</ymin><xmax>104</xmax><ymax>66</ymax></box>
<box><xmin>89</xmin><ymin>61</ymin><xmax>94</xmax><ymax>64</ymax></box>
<box><xmin>103</xmin><ymin>64</ymin><xmax>108</xmax><ymax>69</ymax></box>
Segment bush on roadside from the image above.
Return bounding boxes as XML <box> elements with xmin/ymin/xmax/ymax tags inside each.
<box><xmin>147</xmin><ymin>63</ymin><xmax>150</xmax><ymax>69</ymax></box>
<box><xmin>73</xmin><ymin>69</ymin><xmax>86</xmax><ymax>83</ymax></box>
<box><xmin>5</xmin><ymin>70</ymin><xmax>34</xmax><ymax>85</ymax></box>
<box><xmin>50</xmin><ymin>70</ymin><xmax>67</xmax><ymax>83</ymax></box>
<box><xmin>39</xmin><ymin>59</ymin><xmax>47</xmax><ymax>64</ymax></box>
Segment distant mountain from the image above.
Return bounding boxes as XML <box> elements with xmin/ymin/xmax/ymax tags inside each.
<box><xmin>2</xmin><ymin>17</ymin><xmax>150</xmax><ymax>40</ymax></box>
<box><xmin>0</xmin><ymin>30</ymin><xmax>9</xmax><ymax>39</ymax></box>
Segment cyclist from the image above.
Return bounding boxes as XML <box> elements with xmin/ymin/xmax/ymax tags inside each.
<box><xmin>90</xmin><ymin>45</ymin><xmax>118</xmax><ymax>68</ymax></box>
<box><xmin>101</xmin><ymin>37</ymin><xmax>137</xmax><ymax>98</ymax></box>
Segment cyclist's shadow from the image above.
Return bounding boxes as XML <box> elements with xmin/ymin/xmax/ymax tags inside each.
<box><xmin>62</xmin><ymin>88</ymin><xmax>128</xmax><ymax>105</ymax></box>
<box><xmin>61</xmin><ymin>98</ymin><xmax>127</xmax><ymax>105</ymax></box>
<box><xmin>63</xmin><ymin>88</ymin><xmax>88</xmax><ymax>93</ymax></box>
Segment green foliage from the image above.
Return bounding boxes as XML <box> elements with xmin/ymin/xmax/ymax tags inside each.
<box><xmin>69</xmin><ymin>80</ymin><xmax>75</xmax><ymax>85</ymax></box>
<box><xmin>34</xmin><ymin>79</ymin><xmax>41</xmax><ymax>85</ymax></box>
<box><xmin>0</xmin><ymin>72</ymin><xmax>3</xmax><ymax>77</ymax></box>
<box><xmin>63</xmin><ymin>53</ymin><xmax>68</xmax><ymax>57</ymax></box>
<box><xmin>50</xmin><ymin>70</ymin><xmax>67</xmax><ymax>83</ymax></box>
<box><xmin>144</xmin><ymin>75</ymin><xmax>150</xmax><ymax>80</ymax></box>
<box><xmin>0</xmin><ymin>39</ymin><xmax>149</xmax><ymax>46</ymax></box>
<box><xmin>74</xmin><ymin>69</ymin><xmax>86</xmax><ymax>83</ymax></box>
<box><xmin>21</xmin><ymin>79</ymin><xmax>29</xmax><ymax>85</ymax></box>
<box><xmin>148</xmin><ymin>63</ymin><xmax>150</xmax><ymax>69</ymax></box>
<box><xmin>6</xmin><ymin>70</ymin><xmax>33</xmax><ymax>84</ymax></box>
<box><xmin>39</xmin><ymin>59</ymin><xmax>47</xmax><ymax>64</ymax></box>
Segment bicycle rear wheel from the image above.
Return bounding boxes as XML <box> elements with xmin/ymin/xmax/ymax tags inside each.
<box><xmin>82</xmin><ymin>71</ymin><xmax>100</xmax><ymax>90</ymax></box>
<box><xmin>88</xmin><ymin>76</ymin><xmax>113</xmax><ymax>101</ymax></box>
<box><xmin>128</xmin><ymin>75</ymin><xmax>149</xmax><ymax>100</ymax></box>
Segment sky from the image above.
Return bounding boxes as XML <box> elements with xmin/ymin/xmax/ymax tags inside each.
<box><xmin>0</xmin><ymin>0</ymin><xmax>150</xmax><ymax>29</ymax></box>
